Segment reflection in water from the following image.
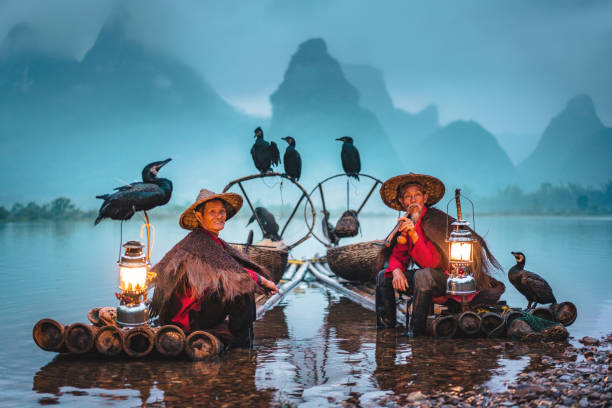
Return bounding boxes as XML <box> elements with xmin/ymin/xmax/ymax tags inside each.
<box><xmin>30</xmin><ymin>283</ymin><xmax>574</xmax><ymax>407</ymax></box>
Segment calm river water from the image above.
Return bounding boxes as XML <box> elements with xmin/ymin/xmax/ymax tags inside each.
<box><xmin>0</xmin><ymin>215</ymin><xmax>611</xmax><ymax>406</ymax></box>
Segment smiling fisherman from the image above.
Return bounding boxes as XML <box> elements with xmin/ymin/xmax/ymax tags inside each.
<box><xmin>149</xmin><ymin>189</ymin><xmax>278</xmax><ymax>348</ymax></box>
<box><xmin>376</xmin><ymin>173</ymin><xmax>505</xmax><ymax>335</ymax></box>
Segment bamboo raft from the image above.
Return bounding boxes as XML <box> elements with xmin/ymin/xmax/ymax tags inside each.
<box><xmin>33</xmin><ymin>262</ymin><xmax>309</xmax><ymax>360</ymax></box>
<box><xmin>307</xmin><ymin>260</ymin><xmax>577</xmax><ymax>340</ymax></box>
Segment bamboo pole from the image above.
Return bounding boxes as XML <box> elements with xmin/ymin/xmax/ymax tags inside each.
<box><xmin>122</xmin><ymin>326</ymin><xmax>155</xmax><ymax>358</ymax></box>
<box><xmin>33</xmin><ymin>319</ymin><xmax>65</xmax><ymax>352</ymax></box>
<box><xmin>94</xmin><ymin>325</ymin><xmax>124</xmax><ymax>357</ymax></box>
<box><xmin>64</xmin><ymin>323</ymin><xmax>97</xmax><ymax>354</ymax></box>
<box><xmin>426</xmin><ymin>315</ymin><xmax>458</xmax><ymax>338</ymax></box>
<box><xmin>552</xmin><ymin>302</ymin><xmax>577</xmax><ymax>327</ymax></box>
<box><xmin>479</xmin><ymin>312</ymin><xmax>504</xmax><ymax>337</ymax></box>
<box><xmin>184</xmin><ymin>331</ymin><xmax>222</xmax><ymax>361</ymax></box>
<box><xmin>155</xmin><ymin>325</ymin><xmax>186</xmax><ymax>357</ymax></box>
<box><xmin>457</xmin><ymin>311</ymin><xmax>480</xmax><ymax>336</ymax></box>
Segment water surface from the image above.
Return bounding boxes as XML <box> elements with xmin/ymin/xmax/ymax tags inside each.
<box><xmin>0</xmin><ymin>215</ymin><xmax>610</xmax><ymax>406</ymax></box>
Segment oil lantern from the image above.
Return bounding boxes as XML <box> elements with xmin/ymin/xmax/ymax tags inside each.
<box><xmin>445</xmin><ymin>189</ymin><xmax>477</xmax><ymax>307</ymax></box>
<box><xmin>116</xmin><ymin>241</ymin><xmax>150</xmax><ymax>327</ymax></box>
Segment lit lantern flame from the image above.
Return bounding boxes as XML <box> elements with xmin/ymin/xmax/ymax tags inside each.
<box><xmin>119</xmin><ymin>265</ymin><xmax>148</xmax><ymax>292</ymax></box>
<box><xmin>450</xmin><ymin>242</ymin><xmax>472</xmax><ymax>262</ymax></box>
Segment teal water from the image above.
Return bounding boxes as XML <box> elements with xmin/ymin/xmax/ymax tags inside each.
<box><xmin>0</xmin><ymin>215</ymin><xmax>610</xmax><ymax>406</ymax></box>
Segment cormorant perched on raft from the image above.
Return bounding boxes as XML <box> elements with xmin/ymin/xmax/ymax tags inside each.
<box><xmin>336</xmin><ymin>136</ymin><xmax>361</xmax><ymax>180</ymax></box>
<box><xmin>281</xmin><ymin>136</ymin><xmax>302</xmax><ymax>181</ymax></box>
<box><xmin>247</xmin><ymin>207</ymin><xmax>281</xmax><ymax>241</ymax></box>
<box><xmin>95</xmin><ymin>159</ymin><xmax>173</xmax><ymax>225</ymax></box>
<box><xmin>509</xmin><ymin>251</ymin><xmax>557</xmax><ymax>310</ymax></box>
<box><xmin>251</xmin><ymin>127</ymin><xmax>280</xmax><ymax>173</ymax></box>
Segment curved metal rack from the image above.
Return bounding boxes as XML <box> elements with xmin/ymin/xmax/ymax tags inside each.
<box><xmin>306</xmin><ymin>173</ymin><xmax>383</xmax><ymax>248</ymax></box>
<box><xmin>222</xmin><ymin>172</ymin><xmax>316</xmax><ymax>251</ymax></box>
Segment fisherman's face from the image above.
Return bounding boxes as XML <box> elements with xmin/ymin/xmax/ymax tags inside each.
<box><xmin>401</xmin><ymin>185</ymin><xmax>427</xmax><ymax>216</ymax></box>
<box><xmin>199</xmin><ymin>200</ymin><xmax>227</xmax><ymax>235</ymax></box>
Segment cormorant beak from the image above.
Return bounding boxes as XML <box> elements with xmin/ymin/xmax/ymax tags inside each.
<box><xmin>158</xmin><ymin>158</ymin><xmax>172</xmax><ymax>169</ymax></box>
<box><xmin>511</xmin><ymin>251</ymin><xmax>517</xmax><ymax>255</ymax></box>
<box><xmin>335</xmin><ymin>137</ymin><xmax>343</xmax><ymax>142</ymax></box>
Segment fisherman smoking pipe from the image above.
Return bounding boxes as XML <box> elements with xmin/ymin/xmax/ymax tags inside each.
<box><xmin>384</xmin><ymin>212</ymin><xmax>413</xmax><ymax>247</ymax></box>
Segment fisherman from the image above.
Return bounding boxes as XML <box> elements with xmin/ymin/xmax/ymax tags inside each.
<box><xmin>149</xmin><ymin>189</ymin><xmax>278</xmax><ymax>348</ymax></box>
<box><xmin>376</xmin><ymin>173</ymin><xmax>505</xmax><ymax>335</ymax></box>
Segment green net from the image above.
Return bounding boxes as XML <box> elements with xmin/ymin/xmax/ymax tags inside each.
<box><xmin>516</xmin><ymin>312</ymin><xmax>562</xmax><ymax>332</ymax></box>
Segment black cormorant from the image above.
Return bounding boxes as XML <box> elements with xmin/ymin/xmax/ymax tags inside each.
<box><xmin>509</xmin><ymin>251</ymin><xmax>557</xmax><ymax>310</ymax></box>
<box><xmin>95</xmin><ymin>159</ymin><xmax>173</xmax><ymax>225</ymax></box>
<box><xmin>251</xmin><ymin>127</ymin><xmax>280</xmax><ymax>173</ymax></box>
<box><xmin>281</xmin><ymin>136</ymin><xmax>302</xmax><ymax>181</ymax></box>
<box><xmin>336</xmin><ymin>136</ymin><xmax>360</xmax><ymax>180</ymax></box>
<box><xmin>247</xmin><ymin>206</ymin><xmax>281</xmax><ymax>241</ymax></box>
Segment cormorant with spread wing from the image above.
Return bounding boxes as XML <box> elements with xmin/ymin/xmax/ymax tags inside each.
<box><xmin>509</xmin><ymin>251</ymin><xmax>557</xmax><ymax>310</ymax></box>
<box><xmin>251</xmin><ymin>127</ymin><xmax>280</xmax><ymax>173</ymax></box>
<box><xmin>247</xmin><ymin>206</ymin><xmax>281</xmax><ymax>241</ymax></box>
<box><xmin>336</xmin><ymin>136</ymin><xmax>360</xmax><ymax>180</ymax></box>
<box><xmin>95</xmin><ymin>159</ymin><xmax>173</xmax><ymax>225</ymax></box>
<box><xmin>281</xmin><ymin>136</ymin><xmax>302</xmax><ymax>181</ymax></box>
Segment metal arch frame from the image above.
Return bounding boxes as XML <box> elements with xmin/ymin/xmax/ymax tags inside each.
<box><xmin>305</xmin><ymin>173</ymin><xmax>383</xmax><ymax>248</ymax></box>
<box><xmin>222</xmin><ymin>172</ymin><xmax>316</xmax><ymax>251</ymax></box>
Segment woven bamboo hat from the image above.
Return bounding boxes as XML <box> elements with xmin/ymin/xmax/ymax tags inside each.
<box><xmin>179</xmin><ymin>189</ymin><xmax>243</xmax><ymax>230</ymax></box>
<box><xmin>380</xmin><ymin>173</ymin><xmax>445</xmax><ymax>210</ymax></box>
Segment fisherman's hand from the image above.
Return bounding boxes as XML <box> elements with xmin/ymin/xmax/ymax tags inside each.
<box><xmin>260</xmin><ymin>277</ymin><xmax>279</xmax><ymax>295</ymax></box>
<box><xmin>392</xmin><ymin>268</ymin><xmax>409</xmax><ymax>292</ymax></box>
<box><xmin>398</xmin><ymin>217</ymin><xmax>415</xmax><ymax>233</ymax></box>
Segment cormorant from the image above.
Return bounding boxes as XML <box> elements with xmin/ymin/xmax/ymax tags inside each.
<box><xmin>247</xmin><ymin>206</ymin><xmax>281</xmax><ymax>241</ymax></box>
<box><xmin>95</xmin><ymin>159</ymin><xmax>173</xmax><ymax>225</ymax></box>
<box><xmin>281</xmin><ymin>136</ymin><xmax>302</xmax><ymax>181</ymax></box>
<box><xmin>251</xmin><ymin>127</ymin><xmax>280</xmax><ymax>173</ymax></box>
<box><xmin>336</xmin><ymin>136</ymin><xmax>360</xmax><ymax>180</ymax></box>
<box><xmin>509</xmin><ymin>251</ymin><xmax>557</xmax><ymax>310</ymax></box>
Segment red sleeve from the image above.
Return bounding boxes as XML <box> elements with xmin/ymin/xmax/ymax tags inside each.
<box><xmin>244</xmin><ymin>267</ymin><xmax>262</xmax><ymax>284</ymax></box>
<box><xmin>410</xmin><ymin>236</ymin><xmax>441</xmax><ymax>268</ymax></box>
<box><xmin>384</xmin><ymin>241</ymin><xmax>410</xmax><ymax>278</ymax></box>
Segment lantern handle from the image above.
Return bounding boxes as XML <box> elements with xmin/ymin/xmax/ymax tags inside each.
<box><xmin>445</xmin><ymin>190</ymin><xmax>477</xmax><ymax>236</ymax></box>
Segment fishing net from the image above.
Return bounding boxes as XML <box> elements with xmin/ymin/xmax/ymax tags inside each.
<box><xmin>509</xmin><ymin>312</ymin><xmax>568</xmax><ymax>341</ymax></box>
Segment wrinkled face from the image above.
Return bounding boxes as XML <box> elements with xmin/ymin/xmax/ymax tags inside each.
<box><xmin>198</xmin><ymin>200</ymin><xmax>227</xmax><ymax>234</ymax></box>
<box><xmin>400</xmin><ymin>184</ymin><xmax>428</xmax><ymax>214</ymax></box>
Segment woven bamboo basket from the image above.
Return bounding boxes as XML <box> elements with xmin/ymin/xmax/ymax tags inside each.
<box><xmin>326</xmin><ymin>240</ymin><xmax>386</xmax><ymax>282</ymax></box>
<box><xmin>230</xmin><ymin>244</ymin><xmax>288</xmax><ymax>283</ymax></box>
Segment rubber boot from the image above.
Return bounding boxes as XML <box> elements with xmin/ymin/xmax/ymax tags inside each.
<box><xmin>375</xmin><ymin>271</ymin><xmax>396</xmax><ymax>329</ymax></box>
<box><xmin>410</xmin><ymin>290</ymin><xmax>433</xmax><ymax>336</ymax></box>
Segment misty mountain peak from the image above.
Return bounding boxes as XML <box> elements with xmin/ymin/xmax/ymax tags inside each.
<box><xmin>563</xmin><ymin>94</ymin><xmax>598</xmax><ymax>120</ymax></box>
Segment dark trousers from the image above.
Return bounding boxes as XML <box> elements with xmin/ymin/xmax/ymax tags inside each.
<box><xmin>375</xmin><ymin>268</ymin><xmax>447</xmax><ymax>329</ymax></box>
<box><xmin>180</xmin><ymin>292</ymin><xmax>256</xmax><ymax>349</ymax></box>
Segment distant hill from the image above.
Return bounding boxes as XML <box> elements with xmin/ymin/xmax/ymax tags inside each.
<box><xmin>0</xmin><ymin>19</ymin><xmax>261</xmax><ymax>207</ymax></box>
<box><xmin>559</xmin><ymin>127</ymin><xmax>612</xmax><ymax>186</ymax></box>
<box><xmin>269</xmin><ymin>38</ymin><xmax>403</xmax><ymax>186</ymax></box>
<box><xmin>342</xmin><ymin>63</ymin><xmax>439</xmax><ymax>149</ymax></box>
<box><xmin>518</xmin><ymin>94</ymin><xmax>606</xmax><ymax>188</ymax></box>
<box><xmin>410</xmin><ymin>120</ymin><xmax>516</xmax><ymax>195</ymax></box>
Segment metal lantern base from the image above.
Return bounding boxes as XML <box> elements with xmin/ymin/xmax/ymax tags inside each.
<box><xmin>116</xmin><ymin>303</ymin><xmax>148</xmax><ymax>327</ymax></box>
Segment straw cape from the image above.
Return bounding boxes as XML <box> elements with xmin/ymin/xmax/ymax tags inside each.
<box><xmin>380</xmin><ymin>173</ymin><xmax>445</xmax><ymax>210</ymax></box>
<box><xmin>380</xmin><ymin>173</ymin><xmax>503</xmax><ymax>291</ymax></box>
<box><xmin>150</xmin><ymin>190</ymin><xmax>271</xmax><ymax>321</ymax></box>
<box><xmin>179</xmin><ymin>189</ymin><xmax>243</xmax><ymax>230</ymax></box>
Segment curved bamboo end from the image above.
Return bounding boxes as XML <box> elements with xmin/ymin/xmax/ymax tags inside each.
<box><xmin>94</xmin><ymin>325</ymin><xmax>124</xmax><ymax>356</ymax></box>
<box><xmin>33</xmin><ymin>319</ymin><xmax>65</xmax><ymax>352</ymax></box>
<box><xmin>185</xmin><ymin>331</ymin><xmax>223</xmax><ymax>361</ymax></box>
<box><xmin>65</xmin><ymin>323</ymin><xmax>97</xmax><ymax>354</ymax></box>
<box><xmin>155</xmin><ymin>325</ymin><xmax>186</xmax><ymax>357</ymax></box>
<box><xmin>123</xmin><ymin>326</ymin><xmax>155</xmax><ymax>358</ymax></box>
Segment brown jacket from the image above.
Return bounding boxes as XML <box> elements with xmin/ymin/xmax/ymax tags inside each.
<box><xmin>149</xmin><ymin>228</ymin><xmax>271</xmax><ymax>319</ymax></box>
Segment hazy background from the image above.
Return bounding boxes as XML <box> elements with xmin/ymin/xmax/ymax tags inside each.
<box><xmin>1</xmin><ymin>0</ymin><xmax>611</xmax><ymax>213</ymax></box>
